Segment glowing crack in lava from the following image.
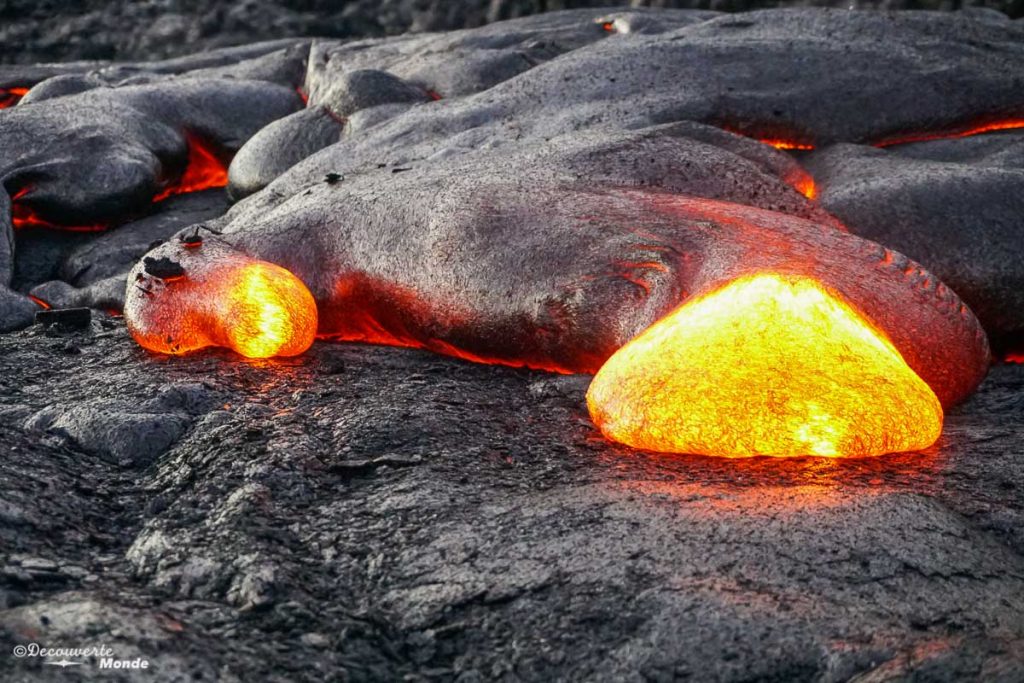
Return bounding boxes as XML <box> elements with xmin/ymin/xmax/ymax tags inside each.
<box><xmin>742</xmin><ymin>117</ymin><xmax>1024</xmax><ymax>152</ymax></box>
<box><xmin>873</xmin><ymin>118</ymin><xmax>1024</xmax><ymax>148</ymax></box>
<box><xmin>0</xmin><ymin>87</ymin><xmax>28</xmax><ymax>109</ymax></box>
<box><xmin>153</xmin><ymin>133</ymin><xmax>229</xmax><ymax>202</ymax></box>
<box><xmin>10</xmin><ymin>133</ymin><xmax>229</xmax><ymax>231</ymax></box>
<box><xmin>126</xmin><ymin>253</ymin><xmax>317</xmax><ymax>359</ymax></box>
<box><xmin>586</xmin><ymin>273</ymin><xmax>943</xmax><ymax>458</ymax></box>
<box><xmin>9</xmin><ymin>186</ymin><xmax>106</xmax><ymax>232</ymax></box>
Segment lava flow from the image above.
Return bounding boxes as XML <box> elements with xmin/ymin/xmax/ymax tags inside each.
<box><xmin>586</xmin><ymin>273</ymin><xmax>943</xmax><ymax>458</ymax></box>
<box><xmin>873</xmin><ymin>118</ymin><xmax>1024</xmax><ymax>148</ymax></box>
<box><xmin>9</xmin><ymin>187</ymin><xmax>106</xmax><ymax>232</ymax></box>
<box><xmin>126</xmin><ymin>252</ymin><xmax>317</xmax><ymax>359</ymax></box>
<box><xmin>10</xmin><ymin>133</ymin><xmax>229</xmax><ymax>231</ymax></box>
<box><xmin>0</xmin><ymin>87</ymin><xmax>28</xmax><ymax>109</ymax></box>
<box><xmin>153</xmin><ymin>132</ymin><xmax>230</xmax><ymax>201</ymax></box>
<box><xmin>743</xmin><ymin>117</ymin><xmax>1024</xmax><ymax>152</ymax></box>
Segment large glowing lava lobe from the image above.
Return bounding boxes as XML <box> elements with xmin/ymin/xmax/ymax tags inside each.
<box><xmin>125</xmin><ymin>244</ymin><xmax>317</xmax><ymax>359</ymax></box>
<box><xmin>154</xmin><ymin>132</ymin><xmax>230</xmax><ymax>202</ymax></box>
<box><xmin>586</xmin><ymin>273</ymin><xmax>943</xmax><ymax>458</ymax></box>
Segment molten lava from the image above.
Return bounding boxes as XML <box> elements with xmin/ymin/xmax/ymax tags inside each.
<box><xmin>153</xmin><ymin>133</ymin><xmax>229</xmax><ymax>202</ymax></box>
<box><xmin>27</xmin><ymin>295</ymin><xmax>51</xmax><ymax>310</ymax></box>
<box><xmin>0</xmin><ymin>87</ymin><xmax>28</xmax><ymax>109</ymax></box>
<box><xmin>586</xmin><ymin>273</ymin><xmax>943</xmax><ymax>458</ymax></box>
<box><xmin>737</xmin><ymin>117</ymin><xmax>1024</xmax><ymax>152</ymax></box>
<box><xmin>874</xmin><ymin>118</ymin><xmax>1024</xmax><ymax>148</ymax></box>
<box><xmin>9</xmin><ymin>186</ymin><xmax>106</xmax><ymax>232</ymax></box>
<box><xmin>764</xmin><ymin>139</ymin><xmax>815</xmax><ymax>151</ymax></box>
<box><xmin>127</xmin><ymin>259</ymin><xmax>317</xmax><ymax>359</ymax></box>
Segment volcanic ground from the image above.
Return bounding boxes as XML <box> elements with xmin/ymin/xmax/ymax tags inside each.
<box><xmin>2</xmin><ymin>7</ymin><xmax>1024</xmax><ymax>682</ymax></box>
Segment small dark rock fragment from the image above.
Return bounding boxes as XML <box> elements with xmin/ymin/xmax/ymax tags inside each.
<box><xmin>143</xmin><ymin>256</ymin><xmax>186</xmax><ymax>280</ymax></box>
<box><xmin>35</xmin><ymin>307</ymin><xmax>91</xmax><ymax>330</ymax></box>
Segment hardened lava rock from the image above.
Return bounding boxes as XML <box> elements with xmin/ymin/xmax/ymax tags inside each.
<box><xmin>0</xmin><ymin>44</ymin><xmax>310</xmax><ymax>329</ymax></box>
<box><xmin>805</xmin><ymin>131</ymin><xmax>1024</xmax><ymax>352</ymax></box>
<box><xmin>232</xmin><ymin>7</ymin><xmax>1024</xmax><ymax>197</ymax></box>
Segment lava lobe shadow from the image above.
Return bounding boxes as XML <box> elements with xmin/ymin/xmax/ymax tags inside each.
<box><xmin>586</xmin><ymin>273</ymin><xmax>943</xmax><ymax>458</ymax></box>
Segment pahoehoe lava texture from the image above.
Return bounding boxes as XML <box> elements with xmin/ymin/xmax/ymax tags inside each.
<box><xmin>133</xmin><ymin>148</ymin><xmax>989</xmax><ymax>407</ymax></box>
<box><xmin>129</xmin><ymin>8</ymin><xmax>1024</xmax><ymax>407</ymax></box>
<box><xmin>0</xmin><ymin>43</ymin><xmax>308</xmax><ymax>329</ymax></box>
<box><xmin>4</xmin><ymin>6</ymin><xmax>1024</xmax><ymax>681</ymax></box>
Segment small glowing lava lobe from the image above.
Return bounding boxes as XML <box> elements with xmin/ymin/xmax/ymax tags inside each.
<box><xmin>587</xmin><ymin>273</ymin><xmax>943</xmax><ymax>458</ymax></box>
<box><xmin>127</xmin><ymin>257</ymin><xmax>317</xmax><ymax>360</ymax></box>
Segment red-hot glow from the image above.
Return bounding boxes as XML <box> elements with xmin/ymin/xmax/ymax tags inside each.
<box><xmin>317</xmin><ymin>276</ymin><xmax>576</xmax><ymax>374</ymax></box>
<box><xmin>296</xmin><ymin>88</ymin><xmax>309</xmax><ymax>105</ymax></box>
<box><xmin>1005</xmin><ymin>352</ymin><xmax>1024</xmax><ymax>364</ymax></box>
<box><xmin>153</xmin><ymin>133</ymin><xmax>229</xmax><ymax>202</ymax></box>
<box><xmin>10</xmin><ymin>186</ymin><xmax>107</xmax><ymax>232</ymax></box>
<box><xmin>764</xmin><ymin>139</ymin><xmax>815</xmax><ymax>151</ymax></box>
<box><xmin>426</xmin><ymin>89</ymin><xmax>443</xmax><ymax>101</ymax></box>
<box><xmin>128</xmin><ymin>259</ymin><xmax>317</xmax><ymax>359</ymax></box>
<box><xmin>874</xmin><ymin>118</ymin><xmax>1024</xmax><ymax>148</ymax></box>
<box><xmin>586</xmin><ymin>273</ymin><xmax>943</xmax><ymax>458</ymax></box>
<box><xmin>28</xmin><ymin>295</ymin><xmax>51</xmax><ymax>310</ymax></box>
<box><xmin>0</xmin><ymin>87</ymin><xmax>29</xmax><ymax>109</ymax></box>
<box><xmin>795</xmin><ymin>177</ymin><xmax>816</xmax><ymax>200</ymax></box>
<box><xmin>736</xmin><ymin>117</ymin><xmax>1024</xmax><ymax>152</ymax></box>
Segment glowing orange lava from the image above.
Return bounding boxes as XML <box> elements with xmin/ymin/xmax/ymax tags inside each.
<box><xmin>317</xmin><ymin>276</ymin><xmax>575</xmax><ymax>374</ymax></box>
<box><xmin>737</xmin><ymin>117</ymin><xmax>1024</xmax><ymax>152</ymax></box>
<box><xmin>764</xmin><ymin>139</ymin><xmax>815</xmax><ymax>151</ymax></box>
<box><xmin>128</xmin><ymin>259</ymin><xmax>317</xmax><ymax>359</ymax></box>
<box><xmin>1005</xmin><ymin>352</ymin><xmax>1024</xmax><ymax>364</ymax></box>
<box><xmin>0</xmin><ymin>87</ymin><xmax>28</xmax><ymax>109</ymax></box>
<box><xmin>586</xmin><ymin>273</ymin><xmax>943</xmax><ymax>458</ymax></box>
<box><xmin>27</xmin><ymin>295</ymin><xmax>51</xmax><ymax>310</ymax></box>
<box><xmin>10</xmin><ymin>186</ymin><xmax>106</xmax><ymax>232</ymax></box>
<box><xmin>874</xmin><ymin>118</ymin><xmax>1024</xmax><ymax>148</ymax></box>
<box><xmin>153</xmin><ymin>133</ymin><xmax>229</xmax><ymax>202</ymax></box>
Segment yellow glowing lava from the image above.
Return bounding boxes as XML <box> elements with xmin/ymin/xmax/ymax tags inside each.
<box><xmin>586</xmin><ymin>273</ymin><xmax>943</xmax><ymax>457</ymax></box>
<box><xmin>224</xmin><ymin>263</ymin><xmax>315</xmax><ymax>358</ymax></box>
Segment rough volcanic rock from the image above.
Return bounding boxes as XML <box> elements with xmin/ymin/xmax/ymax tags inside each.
<box><xmin>1</xmin><ymin>319</ymin><xmax>1023</xmax><ymax>680</ymax></box>
<box><xmin>1</xmin><ymin>1</ymin><xmax>1022</xmax><ymax>67</ymax></box>
<box><xmin>804</xmin><ymin>131</ymin><xmax>1024</xmax><ymax>351</ymax></box>
<box><xmin>24</xmin><ymin>382</ymin><xmax>217</xmax><ymax>468</ymax></box>
<box><xmin>3</xmin><ymin>9</ymin><xmax>1024</xmax><ymax>676</ymax></box>
<box><xmin>0</xmin><ymin>47</ymin><xmax>309</xmax><ymax>329</ymax></box>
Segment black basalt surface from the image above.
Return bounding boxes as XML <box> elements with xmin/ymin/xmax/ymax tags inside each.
<box><xmin>1</xmin><ymin>321</ymin><xmax>1023</xmax><ymax>681</ymax></box>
